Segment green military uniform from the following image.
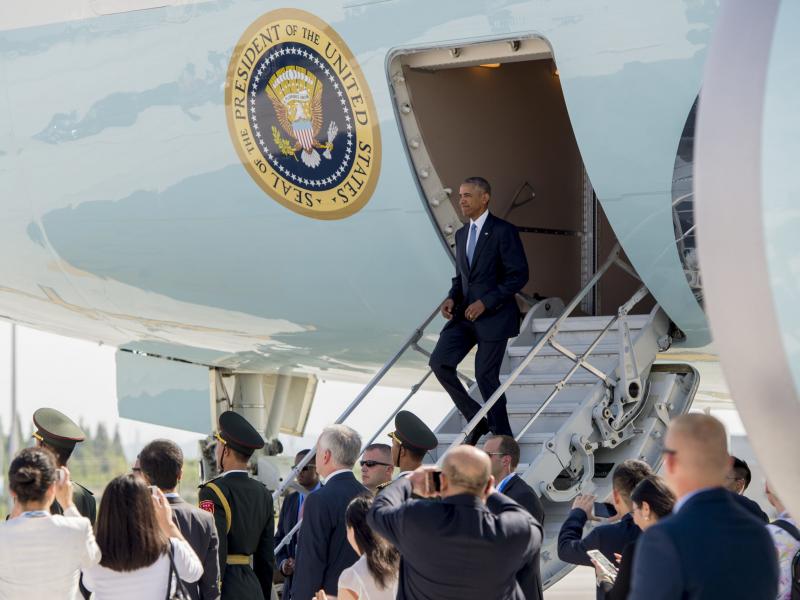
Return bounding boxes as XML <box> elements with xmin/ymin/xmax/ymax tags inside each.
<box><xmin>377</xmin><ymin>410</ymin><xmax>438</xmax><ymax>496</ymax></box>
<box><xmin>199</xmin><ymin>411</ymin><xmax>274</xmax><ymax>600</ymax></box>
<box><xmin>32</xmin><ymin>408</ymin><xmax>96</xmax><ymax>525</ymax></box>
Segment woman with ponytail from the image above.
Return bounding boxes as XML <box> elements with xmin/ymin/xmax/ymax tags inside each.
<box><xmin>0</xmin><ymin>446</ymin><xmax>101</xmax><ymax>599</ymax></box>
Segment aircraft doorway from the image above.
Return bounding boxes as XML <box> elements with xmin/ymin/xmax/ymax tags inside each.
<box><xmin>389</xmin><ymin>39</ymin><xmax>650</xmax><ymax>316</ymax></box>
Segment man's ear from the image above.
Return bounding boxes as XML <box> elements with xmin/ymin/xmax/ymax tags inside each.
<box><xmin>177</xmin><ymin>467</ymin><xmax>183</xmax><ymax>483</ymax></box>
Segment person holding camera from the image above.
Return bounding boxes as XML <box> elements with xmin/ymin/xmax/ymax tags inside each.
<box><xmin>367</xmin><ymin>446</ymin><xmax>541</xmax><ymax>600</ymax></box>
<box><xmin>82</xmin><ymin>474</ymin><xmax>203</xmax><ymax>599</ymax></box>
<box><xmin>0</xmin><ymin>447</ymin><xmax>101</xmax><ymax>600</ymax></box>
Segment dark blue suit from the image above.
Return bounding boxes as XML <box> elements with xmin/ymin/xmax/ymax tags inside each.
<box><xmin>368</xmin><ymin>478</ymin><xmax>541</xmax><ymax>600</ymax></box>
<box><xmin>275</xmin><ymin>491</ymin><xmax>301</xmax><ymax>598</ymax></box>
<box><xmin>629</xmin><ymin>488</ymin><xmax>778</xmax><ymax>600</ymax></box>
<box><xmin>290</xmin><ymin>472</ymin><xmax>367</xmax><ymax>600</ymax></box>
<box><xmin>558</xmin><ymin>509</ymin><xmax>640</xmax><ymax>600</ymax></box>
<box><xmin>430</xmin><ymin>212</ymin><xmax>529</xmax><ymax>435</ymax></box>
<box><xmin>502</xmin><ymin>474</ymin><xmax>545</xmax><ymax>600</ymax></box>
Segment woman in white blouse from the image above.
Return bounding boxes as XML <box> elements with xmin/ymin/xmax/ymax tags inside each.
<box><xmin>83</xmin><ymin>473</ymin><xmax>202</xmax><ymax>599</ymax></box>
<box><xmin>0</xmin><ymin>447</ymin><xmax>101</xmax><ymax>600</ymax></box>
<box><xmin>316</xmin><ymin>495</ymin><xmax>400</xmax><ymax>600</ymax></box>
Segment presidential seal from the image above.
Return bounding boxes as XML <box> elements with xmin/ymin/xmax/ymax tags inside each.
<box><xmin>226</xmin><ymin>9</ymin><xmax>381</xmax><ymax>219</ymax></box>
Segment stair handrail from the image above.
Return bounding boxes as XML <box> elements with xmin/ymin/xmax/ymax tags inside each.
<box><xmin>443</xmin><ymin>243</ymin><xmax>628</xmax><ymax>452</ymax></box>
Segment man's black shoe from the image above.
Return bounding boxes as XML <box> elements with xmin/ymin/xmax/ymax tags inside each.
<box><xmin>463</xmin><ymin>419</ymin><xmax>490</xmax><ymax>446</ymax></box>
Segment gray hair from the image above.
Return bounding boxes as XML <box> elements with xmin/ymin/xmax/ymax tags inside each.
<box><xmin>318</xmin><ymin>425</ymin><xmax>362</xmax><ymax>468</ymax></box>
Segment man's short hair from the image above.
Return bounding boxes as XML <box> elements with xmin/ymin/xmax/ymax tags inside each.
<box><xmin>731</xmin><ymin>456</ymin><xmax>752</xmax><ymax>490</ymax></box>
<box><xmin>488</xmin><ymin>435</ymin><xmax>520</xmax><ymax>469</ymax></box>
<box><xmin>463</xmin><ymin>176</ymin><xmax>491</xmax><ymax>196</ymax></box>
<box><xmin>138</xmin><ymin>439</ymin><xmax>184</xmax><ymax>490</ymax></box>
<box><xmin>612</xmin><ymin>459</ymin><xmax>652</xmax><ymax>503</ymax></box>
<box><xmin>364</xmin><ymin>443</ymin><xmax>392</xmax><ymax>461</ymax></box>
<box><xmin>319</xmin><ymin>425</ymin><xmax>362</xmax><ymax>468</ymax></box>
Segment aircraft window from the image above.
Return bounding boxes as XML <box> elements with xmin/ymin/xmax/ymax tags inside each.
<box><xmin>672</xmin><ymin>97</ymin><xmax>703</xmax><ymax>307</ymax></box>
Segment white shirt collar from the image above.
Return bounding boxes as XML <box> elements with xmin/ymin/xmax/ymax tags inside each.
<box><xmin>470</xmin><ymin>209</ymin><xmax>489</xmax><ymax>234</ymax></box>
<box><xmin>322</xmin><ymin>468</ymin><xmax>351</xmax><ymax>484</ymax></box>
<box><xmin>673</xmin><ymin>486</ymin><xmax>715</xmax><ymax>513</ymax></box>
<box><xmin>222</xmin><ymin>469</ymin><xmax>249</xmax><ymax>476</ymax></box>
<box><xmin>164</xmin><ymin>492</ymin><xmax>181</xmax><ymax>499</ymax></box>
<box><xmin>396</xmin><ymin>471</ymin><xmax>412</xmax><ymax>479</ymax></box>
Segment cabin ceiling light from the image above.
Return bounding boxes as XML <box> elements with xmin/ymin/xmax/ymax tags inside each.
<box><xmin>480</xmin><ymin>63</ymin><xmax>501</xmax><ymax>68</ymax></box>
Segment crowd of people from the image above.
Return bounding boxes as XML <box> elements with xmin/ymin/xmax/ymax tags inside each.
<box><xmin>1</xmin><ymin>404</ymin><xmax>798</xmax><ymax>600</ymax></box>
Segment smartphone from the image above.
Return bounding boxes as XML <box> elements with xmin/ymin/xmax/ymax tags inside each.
<box><xmin>429</xmin><ymin>470</ymin><xmax>442</xmax><ymax>493</ymax></box>
<box><xmin>594</xmin><ymin>501</ymin><xmax>617</xmax><ymax>519</ymax></box>
<box><xmin>55</xmin><ymin>468</ymin><xmax>65</xmax><ymax>484</ymax></box>
<box><xmin>149</xmin><ymin>485</ymin><xmax>160</xmax><ymax>498</ymax></box>
<box><xmin>587</xmin><ymin>549</ymin><xmax>618</xmax><ymax>580</ymax></box>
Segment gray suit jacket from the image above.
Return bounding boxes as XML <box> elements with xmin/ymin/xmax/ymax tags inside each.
<box><xmin>169</xmin><ymin>495</ymin><xmax>221</xmax><ymax>600</ymax></box>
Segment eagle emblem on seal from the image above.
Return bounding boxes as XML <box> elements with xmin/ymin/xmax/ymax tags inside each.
<box><xmin>266</xmin><ymin>66</ymin><xmax>338</xmax><ymax>168</ymax></box>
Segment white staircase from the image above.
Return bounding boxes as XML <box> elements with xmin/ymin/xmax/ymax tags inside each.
<box><xmin>271</xmin><ymin>245</ymin><xmax>700</xmax><ymax>589</ymax></box>
<box><xmin>433</xmin><ymin>302</ymin><xmax>699</xmax><ymax>587</ymax></box>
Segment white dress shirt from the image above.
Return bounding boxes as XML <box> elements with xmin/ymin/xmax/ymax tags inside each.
<box><xmin>467</xmin><ymin>209</ymin><xmax>490</xmax><ymax>252</ymax></box>
<box><xmin>0</xmin><ymin>505</ymin><xmax>101</xmax><ymax>600</ymax></box>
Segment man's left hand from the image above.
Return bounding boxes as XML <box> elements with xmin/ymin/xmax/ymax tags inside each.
<box><xmin>465</xmin><ymin>300</ymin><xmax>486</xmax><ymax>321</ymax></box>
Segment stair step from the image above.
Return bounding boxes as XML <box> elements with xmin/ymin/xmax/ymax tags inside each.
<box><xmin>507</xmin><ymin>344</ymin><xmax>619</xmax><ymax>358</ymax></box>
<box><xmin>531</xmin><ymin>315</ymin><xmax>650</xmax><ymax>333</ymax></box>
<box><xmin>501</xmin><ymin>372</ymin><xmax>609</xmax><ymax>386</ymax></box>
<box><xmin>506</xmin><ymin>401</ymin><xmax>581</xmax><ymax>415</ymax></box>
<box><xmin>437</xmin><ymin>432</ymin><xmax>553</xmax><ymax>445</ymax></box>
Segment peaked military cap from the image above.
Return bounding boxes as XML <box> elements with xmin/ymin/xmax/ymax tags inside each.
<box><xmin>389</xmin><ymin>410</ymin><xmax>437</xmax><ymax>452</ymax></box>
<box><xmin>32</xmin><ymin>408</ymin><xmax>85</xmax><ymax>450</ymax></box>
<box><xmin>215</xmin><ymin>410</ymin><xmax>265</xmax><ymax>456</ymax></box>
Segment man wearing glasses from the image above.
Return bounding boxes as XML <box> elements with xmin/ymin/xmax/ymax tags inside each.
<box><xmin>276</xmin><ymin>449</ymin><xmax>321</xmax><ymax>596</ymax></box>
<box><xmin>360</xmin><ymin>444</ymin><xmax>394</xmax><ymax>493</ymax></box>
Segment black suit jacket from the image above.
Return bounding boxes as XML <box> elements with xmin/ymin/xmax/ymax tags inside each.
<box><xmin>731</xmin><ymin>491</ymin><xmax>769</xmax><ymax>522</ymax></box>
<box><xmin>503</xmin><ymin>475</ymin><xmax>545</xmax><ymax>600</ymax></box>
<box><xmin>291</xmin><ymin>472</ymin><xmax>367</xmax><ymax>600</ymax></box>
<box><xmin>558</xmin><ymin>510</ymin><xmax>640</xmax><ymax>600</ymax></box>
<box><xmin>169</xmin><ymin>495</ymin><xmax>221</xmax><ymax>600</ymax></box>
<box><xmin>629</xmin><ymin>488</ymin><xmax>778</xmax><ymax>600</ymax></box>
<box><xmin>368</xmin><ymin>478</ymin><xmax>542</xmax><ymax>600</ymax></box>
<box><xmin>448</xmin><ymin>213</ymin><xmax>529</xmax><ymax>341</ymax></box>
<box><xmin>275</xmin><ymin>491</ymin><xmax>301</xmax><ymax>597</ymax></box>
<box><xmin>198</xmin><ymin>472</ymin><xmax>274</xmax><ymax>600</ymax></box>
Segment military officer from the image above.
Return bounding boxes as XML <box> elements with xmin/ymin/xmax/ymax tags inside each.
<box><xmin>32</xmin><ymin>407</ymin><xmax>96</xmax><ymax>524</ymax></box>
<box><xmin>377</xmin><ymin>410</ymin><xmax>438</xmax><ymax>493</ymax></box>
<box><xmin>199</xmin><ymin>411</ymin><xmax>274</xmax><ymax>600</ymax></box>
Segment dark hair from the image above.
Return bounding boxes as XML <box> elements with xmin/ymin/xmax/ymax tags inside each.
<box><xmin>631</xmin><ymin>476</ymin><xmax>676</xmax><ymax>518</ymax></box>
<box><xmin>612</xmin><ymin>459</ymin><xmax>652</xmax><ymax>503</ymax></box>
<box><xmin>9</xmin><ymin>447</ymin><xmax>57</xmax><ymax>504</ymax></box>
<box><xmin>346</xmin><ymin>495</ymin><xmax>399</xmax><ymax>589</ymax></box>
<box><xmin>731</xmin><ymin>457</ymin><xmax>752</xmax><ymax>490</ymax></box>
<box><xmin>139</xmin><ymin>439</ymin><xmax>184</xmax><ymax>490</ymax></box>
<box><xmin>489</xmin><ymin>435</ymin><xmax>520</xmax><ymax>469</ymax></box>
<box><xmin>45</xmin><ymin>443</ymin><xmax>74</xmax><ymax>467</ymax></box>
<box><xmin>401</xmin><ymin>445</ymin><xmax>426</xmax><ymax>462</ymax></box>
<box><xmin>463</xmin><ymin>176</ymin><xmax>491</xmax><ymax>196</ymax></box>
<box><xmin>96</xmin><ymin>474</ymin><xmax>168</xmax><ymax>571</ymax></box>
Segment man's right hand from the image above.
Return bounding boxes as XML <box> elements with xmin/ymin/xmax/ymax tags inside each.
<box><xmin>440</xmin><ymin>298</ymin><xmax>455</xmax><ymax>320</ymax></box>
<box><xmin>281</xmin><ymin>558</ymin><xmax>295</xmax><ymax>576</ymax></box>
<box><xmin>572</xmin><ymin>494</ymin><xmax>597</xmax><ymax>519</ymax></box>
<box><xmin>408</xmin><ymin>466</ymin><xmax>440</xmax><ymax>498</ymax></box>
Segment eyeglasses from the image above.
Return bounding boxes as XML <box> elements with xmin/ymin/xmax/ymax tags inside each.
<box><xmin>360</xmin><ymin>460</ymin><xmax>392</xmax><ymax>468</ymax></box>
<box><xmin>485</xmin><ymin>452</ymin><xmax>509</xmax><ymax>457</ymax></box>
<box><xmin>661</xmin><ymin>447</ymin><xmax>677</xmax><ymax>456</ymax></box>
<box><xmin>292</xmin><ymin>465</ymin><xmax>315</xmax><ymax>472</ymax></box>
